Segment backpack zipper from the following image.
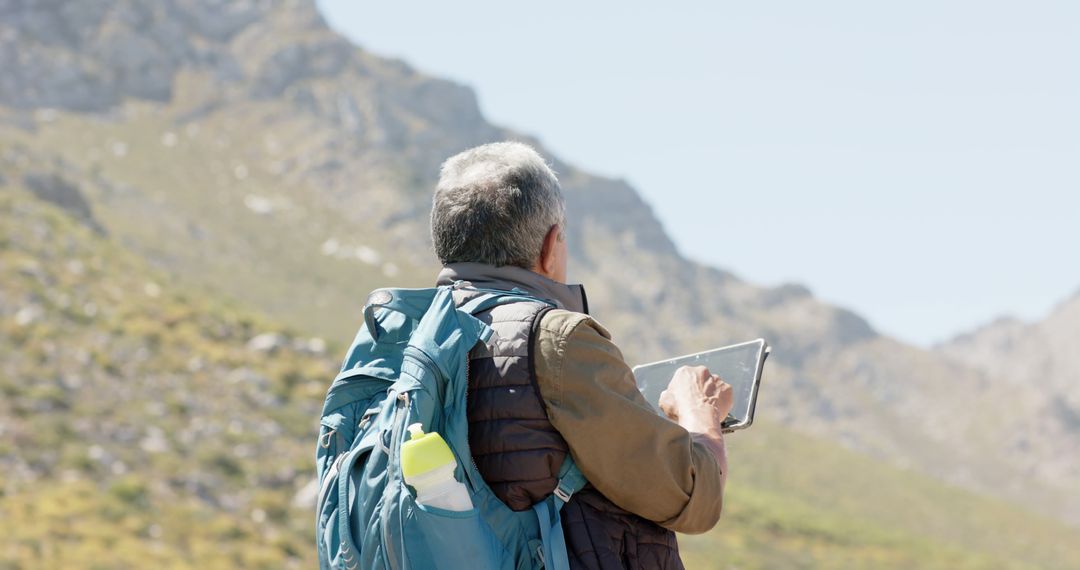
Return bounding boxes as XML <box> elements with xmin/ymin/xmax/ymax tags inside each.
<box><xmin>462</xmin><ymin>355</ymin><xmax>484</xmax><ymax>489</ymax></box>
<box><xmin>408</xmin><ymin>347</ymin><xmax>484</xmax><ymax>492</ymax></box>
<box><xmin>382</xmin><ymin>390</ymin><xmax>409</xmax><ymax>570</ymax></box>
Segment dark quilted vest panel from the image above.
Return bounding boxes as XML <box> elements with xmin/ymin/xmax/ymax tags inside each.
<box><xmin>466</xmin><ymin>299</ymin><xmax>682</xmax><ymax>570</ymax></box>
<box><xmin>561</xmin><ymin>489</ymin><xmax>684</xmax><ymax>570</ymax></box>
<box><xmin>467</xmin><ymin>300</ymin><xmax>567</xmax><ymax>510</ymax></box>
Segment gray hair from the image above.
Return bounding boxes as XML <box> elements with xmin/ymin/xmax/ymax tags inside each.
<box><xmin>431</xmin><ymin>141</ymin><xmax>565</xmax><ymax>268</ymax></box>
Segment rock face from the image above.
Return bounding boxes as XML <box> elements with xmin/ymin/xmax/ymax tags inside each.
<box><xmin>0</xmin><ymin>0</ymin><xmax>320</xmax><ymax>111</ymax></box>
<box><xmin>2</xmin><ymin>0</ymin><xmax>1078</xmax><ymax>524</ymax></box>
<box><xmin>22</xmin><ymin>172</ymin><xmax>104</xmax><ymax>233</ymax></box>
<box><xmin>938</xmin><ymin>292</ymin><xmax>1080</xmax><ymax>487</ymax></box>
<box><xmin>941</xmin><ymin>291</ymin><xmax>1080</xmax><ymax>397</ymax></box>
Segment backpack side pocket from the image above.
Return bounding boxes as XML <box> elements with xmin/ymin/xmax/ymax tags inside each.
<box><xmin>315</xmin><ymin>395</ymin><xmax>380</xmax><ymax>569</ymax></box>
<box><xmin>400</xmin><ymin>487</ymin><xmax>508</xmax><ymax>570</ymax></box>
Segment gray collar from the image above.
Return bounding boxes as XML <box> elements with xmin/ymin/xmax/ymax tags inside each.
<box><xmin>436</xmin><ymin>262</ymin><xmax>589</xmax><ymax>314</ymax></box>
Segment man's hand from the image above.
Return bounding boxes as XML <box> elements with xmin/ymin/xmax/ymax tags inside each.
<box><xmin>659</xmin><ymin>365</ymin><xmax>734</xmax><ymax>431</ymax></box>
<box><xmin>659</xmin><ymin>366</ymin><xmax>732</xmax><ymax>484</ymax></box>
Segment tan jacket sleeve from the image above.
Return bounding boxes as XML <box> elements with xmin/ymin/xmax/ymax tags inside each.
<box><xmin>533</xmin><ymin>309</ymin><xmax>724</xmax><ymax>534</ymax></box>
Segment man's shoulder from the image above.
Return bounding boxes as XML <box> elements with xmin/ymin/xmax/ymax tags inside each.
<box><xmin>532</xmin><ymin>308</ymin><xmax>627</xmax><ymax>403</ymax></box>
<box><xmin>537</xmin><ymin>308</ymin><xmax>612</xmax><ymax>342</ymax></box>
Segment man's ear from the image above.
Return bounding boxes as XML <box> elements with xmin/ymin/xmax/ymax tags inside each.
<box><xmin>537</xmin><ymin>224</ymin><xmax>560</xmax><ymax>277</ymax></box>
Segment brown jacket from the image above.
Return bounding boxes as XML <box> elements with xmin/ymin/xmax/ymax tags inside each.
<box><xmin>439</xmin><ymin>263</ymin><xmax>725</xmax><ymax>535</ymax></box>
<box><xmin>534</xmin><ymin>309</ymin><xmax>725</xmax><ymax>534</ymax></box>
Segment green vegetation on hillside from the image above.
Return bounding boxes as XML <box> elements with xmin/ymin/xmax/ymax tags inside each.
<box><xmin>681</xmin><ymin>421</ymin><xmax>1080</xmax><ymax>569</ymax></box>
<box><xmin>1</xmin><ymin>106</ymin><xmax>432</xmax><ymax>344</ymax></box>
<box><xmin>0</xmin><ymin>190</ymin><xmax>335</xmax><ymax>568</ymax></box>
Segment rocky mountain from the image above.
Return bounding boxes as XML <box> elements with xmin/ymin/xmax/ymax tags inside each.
<box><xmin>2</xmin><ymin>0</ymin><xmax>1078</xmax><ymax>555</ymax></box>
<box><xmin>941</xmin><ymin>289</ymin><xmax>1080</xmax><ymax>394</ymax></box>
<box><xmin>938</xmin><ymin>290</ymin><xmax>1080</xmax><ymax>486</ymax></box>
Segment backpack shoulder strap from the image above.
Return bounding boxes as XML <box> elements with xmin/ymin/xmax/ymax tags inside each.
<box><xmin>363</xmin><ymin>287</ymin><xmax>438</xmax><ymax>342</ymax></box>
<box><xmin>532</xmin><ymin>455</ymin><xmax>588</xmax><ymax>570</ymax></box>
<box><xmin>550</xmin><ymin>456</ymin><xmax>587</xmax><ymax>510</ymax></box>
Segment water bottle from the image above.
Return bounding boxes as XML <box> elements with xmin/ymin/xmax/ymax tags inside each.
<box><xmin>401</xmin><ymin>423</ymin><xmax>473</xmax><ymax>511</ymax></box>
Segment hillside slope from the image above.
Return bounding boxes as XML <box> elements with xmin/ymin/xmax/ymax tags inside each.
<box><xmin>682</xmin><ymin>421</ymin><xmax>1080</xmax><ymax>570</ymax></box>
<box><xmin>3</xmin><ymin>185</ymin><xmax>1079</xmax><ymax>568</ymax></box>
<box><xmin>0</xmin><ymin>181</ymin><xmax>335</xmax><ymax>567</ymax></box>
<box><xmin>2</xmin><ymin>0</ymin><xmax>1077</xmax><ymax>527</ymax></box>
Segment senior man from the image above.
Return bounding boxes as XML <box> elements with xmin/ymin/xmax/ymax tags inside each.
<box><xmin>431</xmin><ymin>141</ymin><xmax>732</xmax><ymax>570</ymax></box>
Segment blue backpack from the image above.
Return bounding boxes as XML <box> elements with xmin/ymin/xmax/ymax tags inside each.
<box><xmin>316</xmin><ymin>285</ymin><xmax>588</xmax><ymax>570</ymax></box>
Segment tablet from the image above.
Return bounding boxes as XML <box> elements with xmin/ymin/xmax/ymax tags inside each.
<box><xmin>632</xmin><ymin>339</ymin><xmax>770</xmax><ymax>432</ymax></box>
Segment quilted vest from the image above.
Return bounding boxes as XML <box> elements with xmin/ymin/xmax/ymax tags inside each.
<box><xmin>463</xmin><ymin>295</ymin><xmax>684</xmax><ymax>570</ymax></box>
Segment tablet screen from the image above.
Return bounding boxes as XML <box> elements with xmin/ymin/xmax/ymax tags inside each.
<box><xmin>632</xmin><ymin>339</ymin><xmax>768</xmax><ymax>430</ymax></box>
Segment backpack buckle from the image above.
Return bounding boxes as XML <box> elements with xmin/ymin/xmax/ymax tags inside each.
<box><xmin>553</xmin><ymin>482</ymin><xmax>573</xmax><ymax>504</ymax></box>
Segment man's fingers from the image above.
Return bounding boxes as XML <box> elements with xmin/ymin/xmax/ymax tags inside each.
<box><xmin>659</xmin><ymin>389</ymin><xmax>679</xmax><ymax>420</ymax></box>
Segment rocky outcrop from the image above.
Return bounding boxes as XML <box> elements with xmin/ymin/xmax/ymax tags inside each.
<box><xmin>941</xmin><ymin>293</ymin><xmax>1080</xmax><ymax>397</ymax></box>
<box><xmin>0</xmin><ymin>0</ymin><xmax>321</xmax><ymax>111</ymax></box>
<box><xmin>22</xmin><ymin>172</ymin><xmax>104</xmax><ymax>234</ymax></box>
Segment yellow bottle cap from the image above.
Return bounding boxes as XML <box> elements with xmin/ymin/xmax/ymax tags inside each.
<box><xmin>401</xmin><ymin>423</ymin><xmax>456</xmax><ymax>478</ymax></box>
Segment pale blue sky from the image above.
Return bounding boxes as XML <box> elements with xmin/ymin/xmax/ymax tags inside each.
<box><xmin>318</xmin><ymin>0</ymin><xmax>1080</xmax><ymax>346</ymax></box>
